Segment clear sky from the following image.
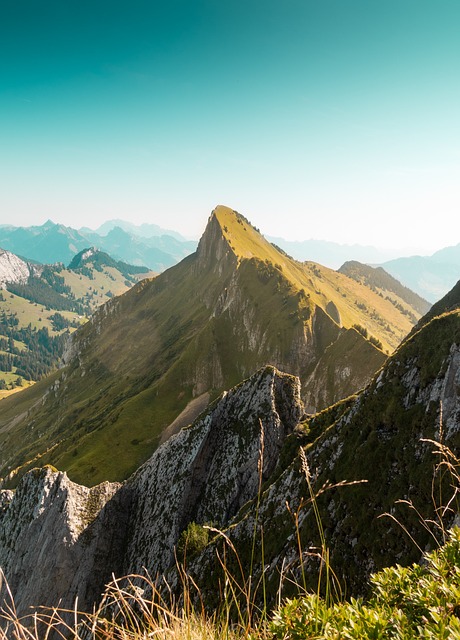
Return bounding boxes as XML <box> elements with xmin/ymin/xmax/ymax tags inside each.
<box><xmin>1</xmin><ymin>0</ymin><xmax>459</xmax><ymax>253</ymax></box>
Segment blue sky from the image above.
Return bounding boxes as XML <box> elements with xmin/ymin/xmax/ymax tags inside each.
<box><xmin>1</xmin><ymin>0</ymin><xmax>459</xmax><ymax>253</ymax></box>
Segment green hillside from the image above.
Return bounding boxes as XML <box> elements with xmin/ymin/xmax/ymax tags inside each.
<box><xmin>0</xmin><ymin>206</ymin><xmax>425</xmax><ymax>487</ymax></box>
<box><xmin>339</xmin><ymin>260</ymin><xmax>431</xmax><ymax>316</ymax></box>
<box><xmin>0</xmin><ymin>251</ymin><xmax>153</xmax><ymax>396</ymax></box>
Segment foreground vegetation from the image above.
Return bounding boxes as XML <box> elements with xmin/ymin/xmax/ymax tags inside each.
<box><xmin>2</xmin><ymin>434</ymin><xmax>460</xmax><ymax>639</ymax></box>
<box><xmin>272</xmin><ymin>527</ymin><xmax>460</xmax><ymax>638</ymax></box>
<box><xmin>1</xmin><ymin>526</ymin><xmax>459</xmax><ymax>639</ymax></box>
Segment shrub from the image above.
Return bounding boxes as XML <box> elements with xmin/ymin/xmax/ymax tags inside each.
<box><xmin>271</xmin><ymin>527</ymin><xmax>460</xmax><ymax>639</ymax></box>
<box><xmin>177</xmin><ymin>521</ymin><xmax>210</xmax><ymax>560</ymax></box>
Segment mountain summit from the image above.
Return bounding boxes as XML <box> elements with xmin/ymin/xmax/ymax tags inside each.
<box><xmin>0</xmin><ymin>206</ymin><xmax>425</xmax><ymax>486</ymax></box>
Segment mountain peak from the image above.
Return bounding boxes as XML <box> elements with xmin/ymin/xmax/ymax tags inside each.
<box><xmin>42</xmin><ymin>219</ymin><xmax>56</xmax><ymax>230</ymax></box>
<box><xmin>197</xmin><ymin>205</ymin><xmax>282</xmax><ymax>268</ymax></box>
<box><xmin>68</xmin><ymin>247</ymin><xmax>100</xmax><ymax>269</ymax></box>
<box><xmin>195</xmin><ymin>206</ymin><xmax>237</xmax><ymax>268</ymax></box>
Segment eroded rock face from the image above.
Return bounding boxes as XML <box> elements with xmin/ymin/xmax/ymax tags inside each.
<box><xmin>1</xmin><ymin>307</ymin><xmax>458</xmax><ymax>618</ymax></box>
<box><xmin>187</xmin><ymin>310</ymin><xmax>460</xmax><ymax>599</ymax></box>
<box><xmin>123</xmin><ymin>366</ymin><xmax>303</xmax><ymax>576</ymax></box>
<box><xmin>0</xmin><ymin>468</ymin><xmax>129</xmax><ymax>617</ymax></box>
<box><xmin>0</xmin><ymin>367</ymin><xmax>303</xmax><ymax>616</ymax></box>
<box><xmin>0</xmin><ymin>249</ymin><xmax>31</xmax><ymax>288</ymax></box>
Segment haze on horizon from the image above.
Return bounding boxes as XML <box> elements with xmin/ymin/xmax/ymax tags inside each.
<box><xmin>1</xmin><ymin>0</ymin><xmax>459</xmax><ymax>255</ymax></box>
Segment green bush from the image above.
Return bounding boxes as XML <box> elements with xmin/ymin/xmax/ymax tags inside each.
<box><xmin>271</xmin><ymin>526</ymin><xmax>460</xmax><ymax>639</ymax></box>
<box><xmin>176</xmin><ymin>521</ymin><xmax>210</xmax><ymax>560</ymax></box>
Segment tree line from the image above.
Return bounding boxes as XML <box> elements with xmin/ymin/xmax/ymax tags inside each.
<box><xmin>0</xmin><ymin>311</ymin><xmax>67</xmax><ymax>384</ymax></box>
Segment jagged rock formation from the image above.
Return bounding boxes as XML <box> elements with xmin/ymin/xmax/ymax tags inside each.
<box><xmin>0</xmin><ymin>303</ymin><xmax>459</xmax><ymax>617</ymax></box>
<box><xmin>0</xmin><ymin>249</ymin><xmax>33</xmax><ymax>288</ymax></box>
<box><xmin>0</xmin><ymin>468</ymin><xmax>129</xmax><ymax>616</ymax></box>
<box><xmin>0</xmin><ymin>206</ymin><xmax>424</xmax><ymax>488</ymax></box>
<box><xmin>0</xmin><ymin>367</ymin><xmax>302</xmax><ymax>617</ymax></box>
<box><xmin>124</xmin><ymin>366</ymin><xmax>302</xmax><ymax>576</ymax></box>
<box><xmin>187</xmin><ymin>308</ymin><xmax>460</xmax><ymax>600</ymax></box>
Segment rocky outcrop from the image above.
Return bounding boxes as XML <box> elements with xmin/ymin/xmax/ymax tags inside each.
<box><xmin>0</xmin><ymin>212</ymin><xmax>449</xmax><ymax>618</ymax></box>
<box><xmin>0</xmin><ymin>249</ymin><xmax>31</xmax><ymax>288</ymax></box>
<box><xmin>187</xmin><ymin>309</ymin><xmax>460</xmax><ymax>599</ymax></box>
<box><xmin>0</xmin><ymin>308</ymin><xmax>459</xmax><ymax>617</ymax></box>
<box><xmin>124</xmin><ymin>366</ymin><xmax>302</xmax><ymax>576</ymax></box>
<box><xmin>0</xmin><ymin>468</ymin><xmax>129</xmax><ymax>617</ymax></box>
<box><xmin>0</xmin><ymin>366</ymin><xmax>303</xmax><ymax>616</ymax></box>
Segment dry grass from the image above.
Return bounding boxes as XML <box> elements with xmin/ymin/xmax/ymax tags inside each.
<box><xmin>0</xmin><ymin>571</ymin><xmax>260</xmax><ymax>640</ymax></box>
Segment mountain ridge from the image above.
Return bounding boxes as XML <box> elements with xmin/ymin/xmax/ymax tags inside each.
<box><xmin>0</xmin><ymin>205</ymin><xmax>425</xmax><ymax>487</ymax></box>
<box><xmin>0</xmin><ymin>296</ymin><xmax>458</xmax><ymax>618</ymax></box>
<box><xmin>338</xmin><ymin>260</ymin><xmax>431</xmax><ymax>316</ymax></box>
<box><xmin>0</xmin><ymin>220</ymin><xmax>196</xmax><ymax>272</ymax></box>
<box><xmin>91</xmin><ymin>218</ymin><xmax>189</xmax><ymax>242</ymax></box>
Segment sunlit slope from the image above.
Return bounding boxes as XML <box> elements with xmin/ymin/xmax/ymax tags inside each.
<box><xmin>0</xmin><ymin>206</ymin><xmax>424</xmax><ymax>487</ymax></box>
<box><xmin>215</xmin><ymin>206</ymin><xmax>419</xmax><ymax>352</ymax></box>
<box><xmin>0</xmin><ymin>292</ymin><xmax>79</xmax><ymax>333</ymax></box>
<box><xmin>338</xmin><ymin>260</ymin><xmax>431</xmax><ymax>317</ymax></box>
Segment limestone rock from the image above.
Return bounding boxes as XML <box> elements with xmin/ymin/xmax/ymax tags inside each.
<box><xmin>0</xmin><ymin>249</ymin><xmax>31</xmax><ymax>288</ymax></box>
<box><xmin>0</xmin><ymin>468</ymin><xmax>129</xmax><ymax>617</ymax></box>
<box><xmin>123</xmin><ymin>366</ymin><xmax>303</xmax><ymax>575</ymax></box>
<box><xmin>0</xmin><ymin>310</ymin><xmax>457</xmax><ymax>616</ymax></box>
<box><xmin>0</xmin><ymin>366</ymin><xmax>302</xmax><ymax>616</ymax></box>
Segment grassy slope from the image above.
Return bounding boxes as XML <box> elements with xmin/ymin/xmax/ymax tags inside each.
<box><xmin>59</xmin><ymin>263</ymin><xmax>155</xmax><ymax>311</ymax></box>
<box><xmin>0</xmin><ymin>207</ymin><xmax>424</xmax><ymax>487</ymax></box>
<box><xmin>218</xmin><ymin>207</ymin><xmax>419</xmax><ymax>351</ymax></box>
<box><xmin>296</xmin><ymin>309</ymin><xmax>460</xmax><ymax>590</ymax></box>
<box><xmin>339</xmin><ymin>260</ymin><xmax>431</xmax><ymax>316</ymax></box>
<box><xmin>0</xmin><ymin>292</ymin><xmax>79</xmax><ymax>333</ymax></box>
<box><xmin>0</xmin><ymin>261</ymin><xmax>155</xmax><ymax>388</ymax></box>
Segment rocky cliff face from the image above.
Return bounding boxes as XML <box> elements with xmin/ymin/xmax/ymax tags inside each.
<box><xmin>0</xmin><ymin>249</ymin><xmax>32</xmax><ymax>288</ymax></box>
<box><xmin>0</xmin><ymin>468</ymin><xmax>129</xmax><ymax>617</ymax></box>
<box><xmin>0</xmin><ymin>307</ymin><xmax>459</xmax><ymax>618</ymax></box>
<box><xmin>124</xmin><ymin>366</ymin><xmax>302</xmax><ymax>576</ymax></box>
<box><xmin>0</xmin><ymin>311</ymin><xmax>460</xmax><ymax>612</ymax></box>
<box><xmin>0</xmin><ymin>367</ymin><xmax>302</xmax><ymax>617</ymax></box>
<box><xmin>187</xmin><ymin>308</ymin><xmax>460</xmax><ymax>600</ymax></box>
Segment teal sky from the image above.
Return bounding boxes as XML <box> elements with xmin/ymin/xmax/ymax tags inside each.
<box><xmin>1</xmin><ymin>0</ymin><xmax>459</xmax><ymax>252</ymax></box>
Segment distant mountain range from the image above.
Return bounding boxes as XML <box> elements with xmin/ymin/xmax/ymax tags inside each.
<box><xmin>272</xmin><ymin>236</ymin><xmax>460</xmax><ymax>303</ymax></box>
<box><xmin>268</xmin><ymin>236</ymin><xmax>401</xmax><ymax>268</ymax></box>
<box><xmin>85</xmin><ymin>218</ymin><xmax>189</xmax><ymax>242</ymax></box>
<box><xmin>1</xmin><ymin>218</ymin><xmax>458</xmax><ymax>303</ymax></box>
<box><xmin>0</xmin><ymin>220</ymin><xmax>197</xmax><ymax>272</ymax></box>
<box><xmin>380</xmin><ymin>244</ymin><xmax>460</xmax><ymax>302</ymax></box>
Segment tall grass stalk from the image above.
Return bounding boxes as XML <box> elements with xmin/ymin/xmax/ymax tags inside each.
<box><xmin>248</xmin><ymin>420</ymin><xmax>266</xmax><ymax>620</ymax></box>
<box><xmin>380</xmin><ymin>401</ymin><xmax>460</xmax><ymax>550</ymax></box>
<box><xmin>0</xmin><ymin>443</ymin><xmax>365</xmax><ymax>639</ymax></box>
<box><xmin>0</xmin><ymin>570</ymin><xmax>250</xmax><ymax>640</ymax></box>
